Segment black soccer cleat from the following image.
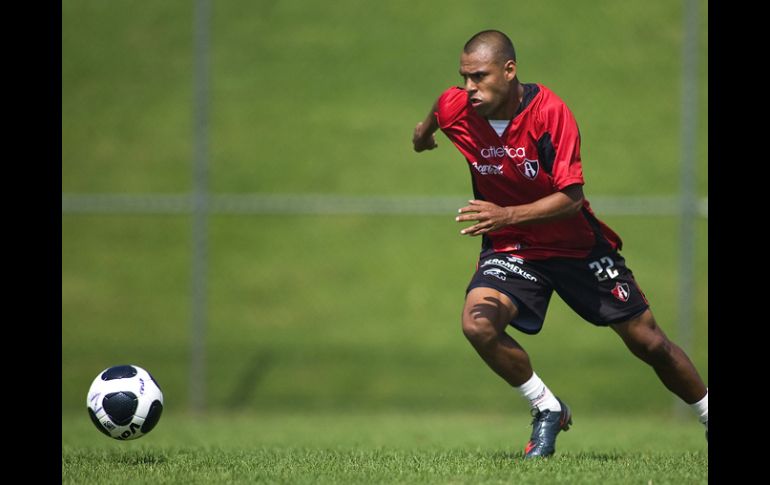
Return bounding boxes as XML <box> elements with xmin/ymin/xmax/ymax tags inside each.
<box><xmin>523</xmin><ymin>396</ymin><xmax>572</xmax><ymax>459</ymax></box>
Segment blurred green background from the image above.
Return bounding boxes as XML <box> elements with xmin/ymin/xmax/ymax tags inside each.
<box><xmin>62</xmin><ymin>0</ymin><xmax>707</xmax><ymax>417</ymax></box>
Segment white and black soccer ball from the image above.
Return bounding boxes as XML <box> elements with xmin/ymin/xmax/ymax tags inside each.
<box><xmin>86</xmin><ymin>364</ymin><xmax>164</xmax><ymax>440</ymax></box>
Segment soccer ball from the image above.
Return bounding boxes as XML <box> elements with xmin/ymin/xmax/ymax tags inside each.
<box><xmin>86</xmin><ymin>364</ymin><xmax>164</xmax><ymax>440</ymax></box>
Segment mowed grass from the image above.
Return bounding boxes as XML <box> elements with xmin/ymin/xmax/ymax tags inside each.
<box><xmin>62</xmin><ymin>0</ymin><xmax>708</xmax><ymax>196</ymax></box>
<box><xmin>62</xmin><ymin>411</ymin><xmax>707</xmax><ymax>484</ymax></box>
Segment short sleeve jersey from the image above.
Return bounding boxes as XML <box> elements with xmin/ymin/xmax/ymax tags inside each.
<box><xmin>436</xmin><ymin>83</ymin><xmax>622</xmax><ymax>260</ymax></box>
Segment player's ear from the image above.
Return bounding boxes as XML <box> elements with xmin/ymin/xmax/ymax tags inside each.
<box><xmin>504</xmin><ymin>60</ymin><xmax>517</xmax><ymax>81</ymax></box>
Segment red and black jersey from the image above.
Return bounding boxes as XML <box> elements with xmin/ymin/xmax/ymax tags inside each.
<box><xmin>436</xmin><ymin>83</ymin><xmax>623</xmax><ymax>260</ymax></box>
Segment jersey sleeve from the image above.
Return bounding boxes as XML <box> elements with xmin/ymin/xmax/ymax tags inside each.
<box><xmin>435</xmin><ymin>87</ymin><xmax>468</xmax><ymax>129</ymax></box>
<box><xmin>539</xmin><ymin>96</ymin><xmax>584</xmax><ymax>190</ymax></box>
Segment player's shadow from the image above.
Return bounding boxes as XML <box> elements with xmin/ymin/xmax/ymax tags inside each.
<box><xmin>467</xmin><ymin>295</ymin><xmax>512</xmax><ymax>327</ymax></box>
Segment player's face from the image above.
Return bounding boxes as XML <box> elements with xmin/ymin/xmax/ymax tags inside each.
<box><xmin>459</xmin><ymin>49</ymin><xmax>516</xmax><ymax>119</ymax></box>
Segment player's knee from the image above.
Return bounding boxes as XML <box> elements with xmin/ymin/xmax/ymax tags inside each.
<box><xmin>631</xmin><ymin>333</ymin><xmax>673</xmax><ymax>364</ymax></box>
<box><xmin>616</xmin><ymin>311</ymin><xmax>675</xmax><ymax>363</ymax></box>
<box><xmin>461</xmin><ymin>312</ymin><xmax>498</xmax><ymax>347</ymax></box>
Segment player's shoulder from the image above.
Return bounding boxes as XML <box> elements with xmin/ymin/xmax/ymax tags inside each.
<box><xmin>531</xmin><ymin>84</ymin><xmax>568</xmax><ymax>110</ymax></box>
<box><xmin>529</xmin><ymin>83</ymin><xmax>576</xmax><ymax>124</ymax></box>
<box><xmin>438</xmin><ymin>86</ymin><xmax>467</xmax><ymax>108</ymax></box>
<box><xmin>436</xmin><ymin>86</ymin><xmax>468</xmax><ymax>128</ymax></box>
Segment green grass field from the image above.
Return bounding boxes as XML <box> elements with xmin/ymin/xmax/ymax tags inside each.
<box><xmin>63</xmin><ymin>0</ymin><xmax>708</xmax><ymax>482</ymax></box>
<box><xmin>63</xmin><ymin>411</ymin><xmax>707</xmax><ymax>484</ymax></box>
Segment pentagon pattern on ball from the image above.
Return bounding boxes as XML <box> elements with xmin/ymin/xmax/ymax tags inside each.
<box><xmin>101</xmin><ymin>365</ymin><xmax>138</xmax><ymax>380</ymax></box>
<box><xmin>103</xmin><ymin>391</ymin><xmax>139</xmax><ymax>425</ymax></box>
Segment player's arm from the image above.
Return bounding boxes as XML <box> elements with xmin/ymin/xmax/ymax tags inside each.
<box><xmin>412</xmin><ymin>99</ymin><xmax>440</xmax><ymax>152</ymax></box>
<box><xmin>455</xmin><ymin>184</ymin><xmax>584</xmax><ymax>236</ymax></box>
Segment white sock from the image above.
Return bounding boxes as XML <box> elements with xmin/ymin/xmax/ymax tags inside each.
<box><xmin>690</xmin><ymin>389</ymin><xmax>708</xmax><ymax>428</ymax></box>
<box><xmin>516</xmin><ymin>372</ymin><xmax>561</xmax><ymax>412</ymax></box>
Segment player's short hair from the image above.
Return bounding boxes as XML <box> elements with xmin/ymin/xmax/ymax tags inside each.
<box><xmin>463</xmin><ymin>30</ymin><xmax>517</xmax><ymax>64</ymax></box>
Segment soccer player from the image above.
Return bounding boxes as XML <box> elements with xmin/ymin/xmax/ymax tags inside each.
<box><xmin>412</xmin><ymin>30</ymin><xmax>708</xmax><ymax>458</ymax></box>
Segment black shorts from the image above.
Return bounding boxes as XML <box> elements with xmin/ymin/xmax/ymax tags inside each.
<box><xmin>466</xmin><ymin>250</ymin><xmax>650</xmax><ymax>334</ymax></box>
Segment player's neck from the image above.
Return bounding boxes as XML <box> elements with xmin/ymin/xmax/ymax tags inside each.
<box><xmin>487</xmin><ymin>81</ymin><xmax>524</xmax><ymax>121</ymax></box>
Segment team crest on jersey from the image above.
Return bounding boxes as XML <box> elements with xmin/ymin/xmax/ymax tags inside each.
<box><xmin>611</xmin><ymin>282</ymin><xmax>630</xmax><ymax>302</ymax></box>
<box><xmin>516</xmin><ymin>158</ymin><xmax>539</xmax><ymax>180</ymax></box>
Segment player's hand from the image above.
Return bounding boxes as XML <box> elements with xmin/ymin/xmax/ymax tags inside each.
<box><xmin>413</xmin><ymin>122</ymin><xmax>438</xmax><ymax>152</ymax></box>
<box><xmin>456</xmin><ymin>200</ymin><xmax>514</xmax><ymax>236</ymax></box>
